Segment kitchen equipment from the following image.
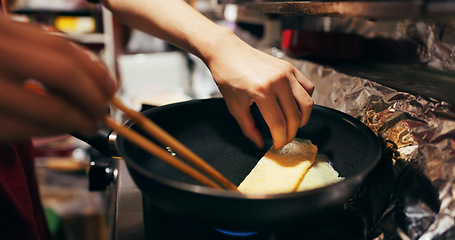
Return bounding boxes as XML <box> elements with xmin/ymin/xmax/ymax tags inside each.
<box><xmin>80</xmin><ymin>97</ymin><xmax>381</xmax><ymax>232</ymax></box>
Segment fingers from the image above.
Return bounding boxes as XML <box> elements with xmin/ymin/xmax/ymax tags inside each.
<box><xmin>230</xmin><ymin>105</ymin><xmax>265</xmax><ymax>149</ymax></box>
<box><xmin>0</xmin><ymin>19</ymin><xmax>117</xmax><ymax>140</ymax></box>
<box><xmin>255</xmin><ymin>65</ymin><xmax>314</xmax><ymax>150</ymax></box>
<box><xmin>292</xmin><ymin>67</ymin><xmax>315</xmax><ymax>96</ymax></box>
<box><xmin>2</xmin><ymin>21</ymin><xmax>117</xmax><ymax>97</ymax></box>
<box><xmin>67</xmin><ymin>42</ymin><xmax>118</xmax><ymax>96</ymax></box>
<box><xmin>255</xmin><ymin>96</ymin><xmax>287</xmax><ymax>150</ymax></box>
<box><xmin>0</xmin><ymin>113</ymin><xmax>87</xmax><ymax>142</ymax></box>
<box><xmin>0</xmin><ymin>117</ymin><xmax>58</xmax><ymax>142</ymax></box>
<box><xmin>264</xmin><ymin>77</ymin><xmax>301</xmax><ymax>149</ymax></box>
<box><xmin>288</xmin><ymin>70</ymin><xmax>314</xmax><ymax>128</ymax></box>
<box><xmin>0</xmin><ymin>24</ymin><xmax>115</xmax><ymax>121</ymax></box>
<box><xmin>219</xmin><ymin>65</ymin><xmax>314</xmax><ymax>150</ymax></box>
<box><xmin>203</xmin><ymin>37</ymin><xmax>314</xmax><ymax>150</ymax></box>
<box><xmin>223</xmin><ymin>94</ymin><xmax>265</xmax><ymax>149</ymax></box>
<box><xmin>19</xmin><ymin>46</ymin><xmax>106</xmax><ymax>120</ymax></box>
<box><xmin>0</xmin><ymin>79</ymin><xmax>100</xmax><ymax>141</ymax></box>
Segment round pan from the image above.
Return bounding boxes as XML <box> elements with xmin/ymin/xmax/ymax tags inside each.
<box><xmin>115</xmin><ymin>98</ymin><xmax>381</xmax><ymax>231</ymax></box>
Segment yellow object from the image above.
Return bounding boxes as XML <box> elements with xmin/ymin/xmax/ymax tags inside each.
<box><xmin>296</xmin><ymin>154</ymin><xmax>344</xmax><ymax>191</ymax></box>
<box><xmin>238</xmin><ymin>139</ymin><xmax>318</xmax><ymax>194</ymax></box>
<box><xmin>55</xmin><ymin>16</ymin><xmax>96</xmax><ymax>34</ymax></box>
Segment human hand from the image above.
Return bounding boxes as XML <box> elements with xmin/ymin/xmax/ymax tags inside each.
<box><xmin>0</xmin><ymin>18</ymin><xmax>117</xmax><ymax>141</ymax></box>
<box><xmin>205</xmin><ymin>30</ymin><xmax>314</xmax><ymax>150</ymax></box>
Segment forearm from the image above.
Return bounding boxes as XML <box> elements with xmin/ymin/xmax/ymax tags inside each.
<box><xmin>100</xmin><ymin>0</ymin><xmax>238</xmax><ymax>64</ymax></box>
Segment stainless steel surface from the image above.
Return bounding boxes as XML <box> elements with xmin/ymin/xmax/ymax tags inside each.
<box><xmin>112</xmin><ymin>160</ymin><xmax>145</xmax><ymax>240</ymax></box>
<box><xmin>246</xmin><ymin>1</ymin><xmax>455</xmax><ymax>19</ymax></box>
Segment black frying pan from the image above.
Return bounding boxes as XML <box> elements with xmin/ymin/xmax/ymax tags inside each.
<box><xmin>82</xmin><ymin>97</ymin><xmax>381</xmax><ymax>231</ymax></box>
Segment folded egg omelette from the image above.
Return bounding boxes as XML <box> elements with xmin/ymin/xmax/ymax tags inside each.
<box><xmin>238</xmin><ymin>138</ymin><xmax>342</xmax><ymax>194</ymax></box>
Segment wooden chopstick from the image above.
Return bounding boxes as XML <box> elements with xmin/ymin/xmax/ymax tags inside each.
<box><xmin>107</xmin><ymin>97</ymin><xmax>238</xmax><ymax>191</ymax></box>
<box><xmin>104</xmin><ymin>117</ymin><xmax>222</xmax><ymax>189</ymax></box>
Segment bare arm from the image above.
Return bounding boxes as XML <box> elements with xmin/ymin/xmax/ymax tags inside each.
<box><xmin>101</xmin><ymin>0</ymin><xmax>314</xmax><ymax>149</ymax></box>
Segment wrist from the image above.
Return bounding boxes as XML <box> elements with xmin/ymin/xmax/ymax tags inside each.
<box><xmin>194</xmin><ymin>25</ymin><xmax>241</xmax><ymax>65</ymax></box>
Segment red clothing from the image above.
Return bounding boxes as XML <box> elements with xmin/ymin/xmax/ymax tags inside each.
<box><xmin>0</xmin><ymin>141</ymin><xmax>50</xmax><ymax>240</ymax></box>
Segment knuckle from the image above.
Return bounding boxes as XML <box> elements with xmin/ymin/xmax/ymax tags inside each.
<box><xmin>307</xmin><ymin>82</ymin><xmax>316</xmax><ymax>95</ymax></box>
<box><xmin>249</xmin><ymin>82</ymin><xmax>270</xmax><ymax>98</ymax></box>
<box><xmin>307</xmin><ymin>98</ymin><xmax>315</xmax><ymax>109</ymax></box>
<box><xmin>274</xmin><ymin>67</ymin><xmax>289</xmax><ymax>79</ymax></box>
<box><xmin>250</xmin><ymin>91</ymin><xmax>267</xmax><ymax>104</ymax></box>
<box><xmin>302</xmin><ymin>98</ymin><xmax>314</xmax><ymax>115</ymax></box>
<box><xmin>277</xmin><ymin>61</ymin><xmax>294</xmax><ymax>73</ymax></box>
<box><xmin>283</xmin><ymin>61</ymin><xmax>294</xmax><ymax>70</ymax></box>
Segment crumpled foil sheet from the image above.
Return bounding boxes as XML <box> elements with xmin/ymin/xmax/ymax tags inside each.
<box><xmin>288</xmin><ymin>58</ymin><xmax>455</xmax><ymax>240</ymax></box>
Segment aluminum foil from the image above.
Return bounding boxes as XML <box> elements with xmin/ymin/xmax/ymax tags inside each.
<box><xmin>286</xmin><ymin>57</ymin><xmax>455</xmax><ymax>240</ymax></box>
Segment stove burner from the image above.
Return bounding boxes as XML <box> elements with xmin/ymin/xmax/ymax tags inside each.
<box><xmin>142</xmin><ymin>196</ymin><xmax>367</xmax><ymax>240</ymax></box>
<box><xmin>214</xmin><ymin>229</ymin><xmax>259</xmax><ymax>237</ymax></box>
<box><xmin>205</xmin><ymin>228</ymin><xmax>275</xmax><ymax>240</ymax></box>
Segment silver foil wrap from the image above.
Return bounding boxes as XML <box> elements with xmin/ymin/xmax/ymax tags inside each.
<box><xmin>288</xmin><ymin>57</ymin><xmax>455</xmax><ymax>240</ymax></box>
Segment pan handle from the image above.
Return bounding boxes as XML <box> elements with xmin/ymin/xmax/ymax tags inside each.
<box><xmin>72</xmin><ymin>126</ymin><xmax>117</xmax><ymax>158</ymax></box>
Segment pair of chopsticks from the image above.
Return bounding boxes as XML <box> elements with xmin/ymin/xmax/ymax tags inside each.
<box><xmin>104</xmin><ymin>97</ymin><xmax>238</xmax><ymax>191</ymax></box>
